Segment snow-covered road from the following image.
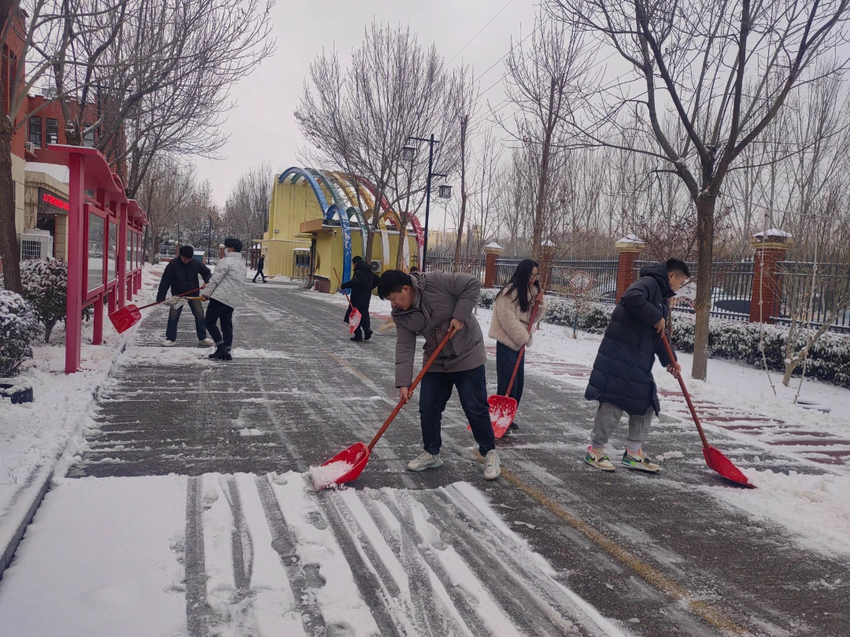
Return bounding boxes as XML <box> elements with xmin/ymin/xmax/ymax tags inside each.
<box><xmin>1</xmin><ymin>281</ymin><xmax>848</xmax><ymax>636</ymax></box>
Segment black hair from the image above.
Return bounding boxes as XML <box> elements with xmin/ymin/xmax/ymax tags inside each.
<box><xmin>179</xmin><ymin>245</ymin><xmax>194</xmax><ymax>258</ymax></box>
<box><xmin>501</xmin><ymin>259</ymin><xmax>539</xmax><ymax>313</ymax></box>
<box><xmin>377</xmin><ymin>270</ymin><xmax>412</xmax><ymax>300</ymax></box>
<box><xmin>666</xmin><ymin>258</ymin><xmax>690</xmax><ymax>278</ymax></box>
<box><xmin>352</xmin><ymin>255</ymin><xmax>363</xmax><ymax>264</ymax></box>
<box><xmin>224</xmin><ymin>237</ymin><xmax>242</xmax><ymax>252</ymax></box>
<box><xmin>408</xmin><ymin>266</ymin><xmax>419</xmax><ymax>273</ymax></box>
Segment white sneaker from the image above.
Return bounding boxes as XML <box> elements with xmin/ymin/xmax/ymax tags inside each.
<box><xmin>483</xmin><ymin>450</ymin><xmax>501</xmax><ymax>480</ymax></box>
<box><xmin>161</xmin><ymin>339</ymin><xmax>177</xmax><ymax>347</ymax></box>
<box><xmin>407</xmin><ymin>451</ymin><xmax>443</xmax><ymax>472</ymax></box>
<box><xmin>198</xmin><ymin>338</ymin><xmax>215</xmax><ymax>346</ymax></box>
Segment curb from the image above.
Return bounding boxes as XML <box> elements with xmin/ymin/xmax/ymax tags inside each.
<box><xmin>0</xmin><ymin>332</ymin><xmax>133</xmax><ymax>581</ymax></box>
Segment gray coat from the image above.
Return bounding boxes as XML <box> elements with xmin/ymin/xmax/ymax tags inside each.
<box><xmin>202</xmin><ymin>252</ymin><xmax>247</xmax><ymax>309</ymax></box>
<box><xmin>392</xmin><ymin>272</ymin><xmax>485</xmax><ymax>388</ymax></box>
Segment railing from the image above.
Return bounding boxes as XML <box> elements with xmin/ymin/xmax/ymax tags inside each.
<box><xmin>495</xmin><ymin>258</ymin><xmax>619</xmax><ymax>304</ymax></box>
<box><xmin>632</xmin><ymin>260</ymin><xmax>755</xmax><ymax>322</ymax></box>
<box><xmin>426</xmin><ymin>256</ymin><xmax>484</xmax><ymax>279</ymax></box>
<box><xmin>772</xmin><ymin>261</ymin><xmax>850</xmax><ymax>332</ymax></box>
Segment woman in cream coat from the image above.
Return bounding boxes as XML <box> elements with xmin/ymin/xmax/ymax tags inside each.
<box><xmin>488</xmin><ymin>259</ymin><xmax>546</xmax><ymax>431</ymax></box>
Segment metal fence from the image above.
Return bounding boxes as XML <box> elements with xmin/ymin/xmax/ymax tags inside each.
<box><xmin>633</xmin><ymin>260</ymin><xmax>755</xmax><ymax>322</ymax></box>
<box><xmin>494</xmin><ymin>258</ymin><xmax>619</xmax><ymax>303</ymax></box>
<box><xmin>772</xmin><ymin>261</ymin><xmax>850</xmax><ymax>332</ymax></box>
<box><xmin>426</xmin><ymin>256</ymin><xmax>484</xmax><ymax>279</ymax></box>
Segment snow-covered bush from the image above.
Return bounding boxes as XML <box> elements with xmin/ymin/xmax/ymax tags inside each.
<box><xmin>21</xmin><ymin>258</ymin><xmax>68</xmax><ymax>342</ymax></box>
<box><xmin>478</xmin><ymin>288</ymin><xmax>499</xmax><ymax>309</ymax></box>
<box><xmin>152</xmin><ymin>253</ymin><xmax>161</xmax><ymax>265</ymax></box>
<box><xmin>477</xmin><ymin>290</ymin><xmax>850</xmax><ymax>387</ymax></box>
<box><xmin>0</xmin><ymin>290</ymin><xmax>41</xmax><ymax>377</ymax></box>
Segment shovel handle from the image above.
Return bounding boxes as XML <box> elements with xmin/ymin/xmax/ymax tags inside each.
<box><xmin>367</xmin><ymin>326</ymin><xmax>456</xmax><ymax>450</ymax></box>
<box><xmin>660</xmin><ymin>333</ymin><xmax>710</xmax><ymax>449</ymax></box>
<box><xmin>333</xmin><ymin>268</ymin><xmax>356</xmax><ymax>313</ymax></box>
<box><xmin>134</xmin><ymin>287</ymin><xmax>203</xmax><ymax>311</ymax></box>
<box><xmin>505</xmin><ymin>294</ymin><xmax>542</xmax><ymax>397</ymax></box>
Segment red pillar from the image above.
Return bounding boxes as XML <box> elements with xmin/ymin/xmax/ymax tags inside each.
<box><xmin>615</xmin><ymin>235</ymin><xmax>644</xmax><ymax>303</ymax></box>
<box><xmin>483</xmin><ymin>242</ymin><xmax>504</xmax><ymax>288</ymax></box>
<box><xmin>117</xmin><ymin>202</ymin><xmax>128</xmax><ymax>307</ymax></box>
<box><xmin>749</xmin><ymin>230</ymin><xmax>793</xmax><ymax>323</ymax></box>
<box><xmin>65</xmin><ymin>154</ymin><xmax>85</xmax><ymax>373</ymax></box>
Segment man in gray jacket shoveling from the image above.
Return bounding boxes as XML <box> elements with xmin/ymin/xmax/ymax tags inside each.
<box><xmin>378</xmin><ymin>269</ymin><xmax>500</xmax><ymax>481</ymax></box>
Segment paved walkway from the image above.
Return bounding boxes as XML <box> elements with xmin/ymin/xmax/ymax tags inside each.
<box><xmin>1</xmin><ymin>282</ymin><xmax>848</xmax><ymax>636</ymax></box>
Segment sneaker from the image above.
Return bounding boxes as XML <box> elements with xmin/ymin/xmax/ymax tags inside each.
<box><xmin>509</xmin><ymin>422</ymin><xmax>519</xmax><ymax>431</ymax></box>
<box><xmin>407</xmin><ymin>451</ymin><xmax>443</xmax><ymax>472</ymax></box>
<box><xmin>162</xmin><ymin>339</ymin><xmax>177</xmax><ymax>347</ymax></box>
<box><xmin>364</xmin><ymin>329</ymin><xmax>373</xmax><ymax>341</ymax></box>
<box><xmin>199</xmin><ymin>338</ymin><xmax>215</xmax><ymax>346</ymax></box>
<box><xmin>622</xmin><ymin>449</ymin><xmax>661</xmax><ymax>473</ymax></box>
<box><xmin>483</xmin><ymin>450</ymin><xmax>501</xmax><ymax>480</ymax></box>
<box><xmin>585</xmin><ymin>446</ymin><xmax>616</xmax><ymax>471</ymax></box>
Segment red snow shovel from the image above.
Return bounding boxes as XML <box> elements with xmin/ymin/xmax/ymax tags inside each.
<box><xmin>660</xmin><ymin>333</ymin><xmax>754</xmax><ymax>488</ymax></box>
<box><xmin>317</xmin><ymin>326</ymin><xmax>456</xmax><ymax>487</ymax></box>
<box><xmin>334</xmin><ymin>268</ymin><xmax>361</xmax><ymax>334</ymax></box>
<box><xmin>488</xmin><ymin>295</ymin><xmax>542</xmax><ymax>438</ymax></box>
<box><xmin>108</xmin><ymin>287</ymin><xmax>202</xmax><ymax>334</ymax></box>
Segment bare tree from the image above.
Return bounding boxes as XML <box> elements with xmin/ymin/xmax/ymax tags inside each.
<box><xmin>296</xmin><ymin>22</ymin><xmax>468</xmax><ymax>262</ymax></box>
<box><xmin>549</xmin><ymin>0</ymin><xmax>850</xmax><ymax>380</ymax></box>
<box><xmin>222</xmin><ymin>162</ymin><xmax>274</xmax><ymax>252</ymax></box>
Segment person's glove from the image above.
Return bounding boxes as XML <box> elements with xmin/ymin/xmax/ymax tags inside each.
<box><xmin>163</xmin><ymin>296</ymin><xmax>185</xmax><ymax>308</ymax></box>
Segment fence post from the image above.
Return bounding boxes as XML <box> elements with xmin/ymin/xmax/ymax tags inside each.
<box><xmin>483</xmin><ymin>242</ymin><xmax>504</xmax><ymax>288</ymax></box>
<box><xmin>615</xmin><ymin>235</ymin><xmax>644</xmax><ymax>302</ymax></box>
<box><xmin>749</xmin><ymin>229</ymin><xmax>793</xmax><ymax>323</ymax></box>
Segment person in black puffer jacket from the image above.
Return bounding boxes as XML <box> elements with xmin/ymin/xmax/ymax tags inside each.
<box><xmin>156</xmin><ymin>245</ymin><xmax>212</xmax><ymax>347</ymax></box>
<box><xmin>340</xmin><ymin>256</ymin><xmax>378</xmax><ymax>341</ymax></box>
<box><xmin>584</xmin><ymin>259</ymin><xmax>690</xmax><ymax>473</ymax></box>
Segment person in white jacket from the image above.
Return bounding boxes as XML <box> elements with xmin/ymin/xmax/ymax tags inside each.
<box><xmin>201</xmin><ymin>238</ymin><xmax>247</xmax><ymax>361</ymax></box>
<box><xmin>488</xmin><ymin>259</ymin><xmax>546</xmax><ymax>431</ymax></box>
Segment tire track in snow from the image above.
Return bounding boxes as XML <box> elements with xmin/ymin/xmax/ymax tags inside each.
<box><xmin>319</xmin><ymin>494</ymin><xmax>405</xmax><ymax>637</ymax></box>
<box><xmin>222</xmin><ymin>475</ymin><xmax>254</xmax><ymax>594</ymax></box>
<box><xmin>185</xmin><ymin>475</ymin><xmax>212</xmax><ymax>637</ymax></box>
<box><xmin>254</xmin><ymin>475</ymin><xmax>326</xmax><ymax>636</ymax></box>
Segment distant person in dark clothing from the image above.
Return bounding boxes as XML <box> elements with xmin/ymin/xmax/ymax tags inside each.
<box><xmin>157</xmin><ymin>245</ymin><xmax>213</xmax><ymax>347</ymax></box>
<box><xmin>584</xmin><ymin>258</ymin><xmax>689</xmax><ymax>473</ymax></box>
<box><xmin>408</xmin><ymin>266</ymin><xmax>419</xmax><ymax>273</ymax></box>
<box><xmin>340</xmin><ymin>256</ymin><xmax>378</xmax><ymax>341</ymax></box>
<box><xmin>253</xmin><ymin>255</ymin><xmax>267</xmax><ymax>283</ymax></box>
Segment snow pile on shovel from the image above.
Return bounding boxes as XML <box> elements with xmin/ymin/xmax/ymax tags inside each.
<box><xmin>309</xmin><ymin>461</ymin><xmax>354</xmax><ymax>490</ymax></box>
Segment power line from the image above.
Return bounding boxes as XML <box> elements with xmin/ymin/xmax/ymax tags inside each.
<box><xmin>448</xmin><ymin>0</ymin><xmax>515</xmax><ymax>64</ymax></box>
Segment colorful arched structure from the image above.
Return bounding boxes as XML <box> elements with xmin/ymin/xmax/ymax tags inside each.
<box><xmin>259</xmin><ymin>167</ymin><xmax>423</xmax><ymax>284</ymax></box>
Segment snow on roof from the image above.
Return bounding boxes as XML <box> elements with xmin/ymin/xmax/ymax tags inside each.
<box><xmin>541</xmin><ymin>239</ymin><xmax>556</xmax><ymax>246</ymax></box>
<box><xmin>752</xmin><ymin>228</ymin><xmax>792</xmax><ymax>239</ymax></box>
<box><xmin>484</xmin><ymin>241</ymin><xmax>503</xmax><ymax>250</ymax></box>
<box><xmin>616</xmin><ymin>233</ymin><xmax>644</xmax><ymax>244</ymax></box>
<box><xmin>24</xmin><ymin>162</ymin><xmax>70</xmax><ymax>183</ymax></box>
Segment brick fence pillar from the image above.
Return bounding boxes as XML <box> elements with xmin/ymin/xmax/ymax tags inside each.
<box><xmin>483</xmin><ymin>242</ymin><xmax>504</xmax><ymax>288</ymax></box>
<box><xmin>540</xmin><ymin>240</ymin><xmax>556</xmax><ymax>291</ymax></box>
<box><xmin>615</xmin><ymin>235</ymin><xmax>645</xmax><ymax>302</ymax></box>
<box><xmin>749</xmin><ymin>229</ymin><xmax>793</xmax><ymax>323</ymax></box>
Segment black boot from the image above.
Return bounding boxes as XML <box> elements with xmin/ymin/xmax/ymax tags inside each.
<box><xmin>208</xmin><ymin>345</ymin><xmax>230</xmax><ymax>360</ymax></box>
<box><xmin>364</xmin><ymin>329</ymin><xmax>373</xmax><ymax>341</ymax></box>
<box><xmin>350</xmin><ymin>335</ymin><xmax>363</xmax><ymax>342</ymax></box>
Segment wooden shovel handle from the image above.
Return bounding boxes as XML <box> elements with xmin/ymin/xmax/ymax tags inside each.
<box><xmin>660</xmin><ymin>333</ymin><xmax>710</xmax><ymax>449</ymax></box>
<box><xmin>368</xmin><ymin>326</ymin><xmax>456</xmax><ymax>450</ymax></box>
<box><xmin>505</xmin><ymin>294</ymin><xmax>542</xmax><ymax>397</ymax></box>
<box><xmin>334</xmin><ymin>268</ymin><xmax>357</xmax><ymax>313</ymax></box>
<box><xmin>135</xmin><ymin>287</ymin><xmax>202</xmax><ymax>311</ymax></box>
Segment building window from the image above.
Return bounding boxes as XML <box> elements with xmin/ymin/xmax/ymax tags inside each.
<box><xmin>83</xmin><ymin>124</ymin><xmax>95</xmax><ymax>147</ymax></box>
<box><xmin>46</xmin><ymin>118</ymin><xmax>59</xmax><ymax>144</ymax></box>
<box><xmin>28</xmin><ymin>116</ymin><xmax>42</xmax><ymax>148</ymax></box>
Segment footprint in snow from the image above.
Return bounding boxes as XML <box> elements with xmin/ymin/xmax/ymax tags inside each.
<box><xmin>325</xmin><ymin>621</ymin><xmax>355</xmax><ymax>637</ymax></box>
<box><xmin>306</xmin><ymin>510</ymin><xmax>328</xmax><ymax>530</ymax></box>
<box><xmin>304</xmin><ymin>563</ymin><xmax>326</xmax><ymax>589</ymax></box>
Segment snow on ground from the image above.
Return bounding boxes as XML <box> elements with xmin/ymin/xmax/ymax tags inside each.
<box><xmin>0</xmin><ymin>472</ymin><xmax>633</xmax><ymax>637</ymax></box>
<box><xmin>0</xmin><ymin>265</ymin><xmax>160</xmax><ymax>547</ymax></box>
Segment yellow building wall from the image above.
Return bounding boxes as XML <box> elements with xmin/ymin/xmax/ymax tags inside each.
<box><xmin>265</xmin><ymin>176</ymin><xmax>324</xmax><ymax>242</ymax></box>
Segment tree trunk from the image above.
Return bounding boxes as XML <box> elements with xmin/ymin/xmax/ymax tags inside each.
<box><xmin>395</xmin><ymin>223</ymin><xmax>407</xmax><ymax>270</ymax></box>
<box><xmin>44</xmin><ymin>319</ymin><xmax>58</xmax><ymax>343</ymax></box>
<box><xmin>691</xmin><ymin>194</ymin><xmax>716</xmax><ymax>380</ymax></box>
<box><xmin>532</xmin><ymin>80</ymin><xmax>557</xmax><ymax>262</ymax></box>
<box><xmin>453</xmin><ymin>115</ymin><xmax>469</xmax><ymax>272</ymax></box>
<box><xmin>0</xmin><ymin>123</ymin><xmax>22</xmax><ymax>293</ymax></box>
<box><xmin>365</xmin><ymin>225</ymin><xmax>375</xmax><ymax>263</ymax></box>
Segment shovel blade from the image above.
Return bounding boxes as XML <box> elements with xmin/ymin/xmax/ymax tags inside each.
<box><xmin>320</xmin><ymin>442</ymin><xmax>370</xmax><ymax>486</ymax></box>
<box><xmin>349</xmin><ymin>308</ymin><xmax>362</xmax><ymax>334</ymax></box>
<box><xmin>108</xmin><ymin>304</ymin><xmax>141</xmax><ymax>333</ymax></box>
<box><xmin>488</xmin><ymin>395</ymin><xmax>518</xmax><ymax>439</ymax></box>
<box><xmin>703</xmin><ymin>446</ymin><xmax>754</xmax><ymax>487</ymax></box>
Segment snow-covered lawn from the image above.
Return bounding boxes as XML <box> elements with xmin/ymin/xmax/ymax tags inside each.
<box><xmin>0</xmin><ymin>265</ymin><xmax>160</xmax><ymax>564</ymax></box>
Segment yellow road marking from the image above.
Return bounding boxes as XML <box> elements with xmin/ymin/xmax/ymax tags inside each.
<box><xmin>500</xmin><ymin>468</ymin><xmax>751</xmax><ymax>636</ymax></box>
<box><xmin>322</xmin><ymin>350</ymin><xmax>372</xmax><ymax>383</ymax></box>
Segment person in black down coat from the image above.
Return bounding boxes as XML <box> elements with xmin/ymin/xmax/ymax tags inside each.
<box><xmin>157</xmin><ymin>245</ymin><xmax>213</xmax><ymax>347</ymax></box>
<box><xmin>584</xmin><ymin>259</ymin><xmax>689</xmax><ymax>473</ymax></box>
<box><xmin>340</xmin><ymin>256</ymin><xmax>378</xmax><ymax>341</ymax></box>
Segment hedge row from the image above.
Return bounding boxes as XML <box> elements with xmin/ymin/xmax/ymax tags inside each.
<box><xmin>478</xmin><ymin>289</ymin><xmax>850</xmax><ymax>387</ymax></box>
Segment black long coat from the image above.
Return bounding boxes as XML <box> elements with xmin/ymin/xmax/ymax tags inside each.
<box><xmin>585</xmin><ymin>263</ymin><xmax>676</xmax><ymax>415</ymax></box>
<box><xmin>156</xmin><ymin>257</ymin><xmax>211</xmax><ymax>302</ymax></box>
<box><xmin>341</xmin><ymin>262</ymin><xmax>378</xmax><ymax>319</ymax></box>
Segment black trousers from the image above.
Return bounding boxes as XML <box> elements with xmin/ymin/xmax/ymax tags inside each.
<box><xmin>253</xmin><ymin>267</ymin><xmax>266</xmax><ymax>283</ymax></box>
<box><xmin>204</xmin><ymin>298</ymin><xmax>234</xmax><ymax>348</ymax></box>
<box><xmin>496</xmin><ymin>341</ymin><xmax>525</xmax><ymax>406</ymax></box>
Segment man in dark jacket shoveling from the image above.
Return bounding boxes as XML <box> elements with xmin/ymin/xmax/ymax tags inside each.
<box><xmin>584</xmin><ymin>259</ymin><xmax>689</xmax><ymax>473</ymax></box>
<box><xmin>157</xmin><ymin>245</ymin><xmax>213</xmax><ymax>347</ymax></box>
<box><xmin>378</xmin><ymin>269</ymin><xmax>499</xmax><ymax>480</ymax></box>
<box><xmin>340</xmin><ymin>256</ymin><xmax>378</xmax><ymax>341</ymax></box>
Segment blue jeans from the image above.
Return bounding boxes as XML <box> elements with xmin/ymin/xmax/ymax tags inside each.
<box><xmin>166</xmin><ymin>300</ymin><xmax>207</xmax><ymax>342</ymax></box>
<box><xmin>496</xmin><ymin>342</ymin><xmax>524</xmax><ymax>406</ymax></box>
<box><xmin>419</xmin><ymin>365</ymin><xmax>495</xmax><ymax>457</ymax></box>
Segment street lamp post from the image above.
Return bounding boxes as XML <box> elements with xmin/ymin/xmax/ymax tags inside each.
<box><xmin>207</xmin><ymin>215</ymin><xmax>213</xmax><ymax>260</ymax></box>
<box><xmin>403</xmin><ymin>134</ymin><xmax>452</xmax><ymax>271</ymax></box>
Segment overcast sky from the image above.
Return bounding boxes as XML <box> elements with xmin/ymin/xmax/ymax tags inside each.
<box><xmin>192</xmin><ymin>0</ymin><xmax>538</xmax><ymax>230</ymax></box>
